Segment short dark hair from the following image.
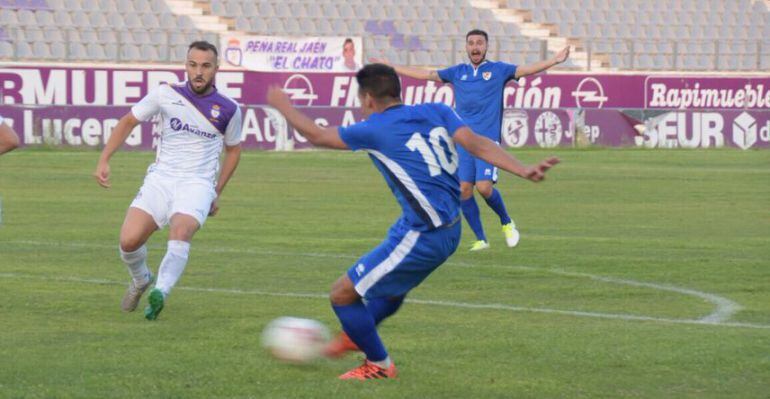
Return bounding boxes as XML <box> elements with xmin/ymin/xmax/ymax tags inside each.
<box><xmin>344</xmin><ymin>38</ymin><xmax>354</xmax><ymax>46</ymax></box>
<box><xmin>356</xmin><ymin>64</ymin><xmax>401</xmax><ymax>101</ymax></box>
<box><xmin>188</xmin><ymin>41</ymin><xmax>218</xmax><ymax>58</ymax></box>
<box><xmin>466</xmin><ymin>29</ymin><xmax>489</xmax><ymax>42</ymax></box>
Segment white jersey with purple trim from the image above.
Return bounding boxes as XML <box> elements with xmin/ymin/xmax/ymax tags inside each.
<box><xmin>131</xmin><ymin>82</ymin><xmax>242</xmax><ymax>182</ymax></box>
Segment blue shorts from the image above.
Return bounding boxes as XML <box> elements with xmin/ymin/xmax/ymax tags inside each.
<box><xmin>347</xmin><ymin>219</ymin><xmax>461</xmax><ymax>299</ymax></box>
<box><xmin>457</xmin><ymin>145</ymin><xmax>499</xmax><ymax>184</ymax></box>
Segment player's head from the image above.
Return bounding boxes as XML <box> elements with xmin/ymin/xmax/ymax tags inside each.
<box><xmin>186</xmin><ymin>41</ymin><xmax>219</xmax><ymax>95</ymax></box>
<box><xmin>356</xmin><ymin>63</ymin><xmax>401</xmax><ymax>117</ymax></box>
<box><xmin>465</xmin><ymin>29</ymin><xmax>488</xmax><ymax>66</ymax></box>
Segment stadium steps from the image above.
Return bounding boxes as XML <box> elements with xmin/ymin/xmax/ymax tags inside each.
<box><xmin>470</xmin><ymin>0</ymin><xmax>605</xmax><ymax>70</ymax></box>
<box><xmin>165</xmin><ymin>0</ymin><xmax>229</xmax><ymax>32</ymax></box>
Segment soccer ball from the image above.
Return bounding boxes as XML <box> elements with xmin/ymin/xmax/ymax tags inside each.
<box><xmin>261</xmin><ymin>317</ymin><xmax>330</xmax><ymax>363</ymax></box>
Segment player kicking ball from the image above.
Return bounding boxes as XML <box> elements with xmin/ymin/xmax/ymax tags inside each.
<box><xmin>266</xmin><ymin>64</ymin><xmax>558</xmax><ymax>379</ymax></box>
<box><xmin>94</xmin><ymin>41</ymin><xmax>243</xmax><ymax>320</ymax></box>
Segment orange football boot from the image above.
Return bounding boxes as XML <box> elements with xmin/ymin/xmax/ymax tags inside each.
<box><xmin>324</xmin><ymin>332</ymin><xmax>360</xmax><ymax>358</ymax></box>
<box><xmin>338</xmin><ymin>360</ymin><xmax>398</xmax><ymax>380</ymax></box>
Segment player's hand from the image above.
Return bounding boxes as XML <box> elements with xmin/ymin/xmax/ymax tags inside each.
<box><xmin>93</xmin><ymin>160</ymin><xmax>111</xmax><ymax>188</ymax></box>
<box><xmin>554</xmin><ymin>46</ymin><xmax>570</xmax><ymax>64</ymax></box>
<box><xmin>523</xmin><ymin>156</ymin><xmax>560</xmax><ymax>182</ymax></box>
<box><xmin>266</xmin><ymin>85</ymin><xmax>291</xmax><ymax>111</ymax></box>
<box><xmin>208</xmin><ymin>197</ymin><xmax>219</xmax><ymax>217</ymax></box>
<box><xmin>369</xmin><ymin>57</ymin><xmax>391</xmax><ymax>66</ymax></box>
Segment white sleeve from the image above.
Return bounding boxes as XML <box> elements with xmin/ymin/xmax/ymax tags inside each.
<box><xmin>223</xmin><ymin>106</ymin><xmax>243</xmax><ymax>146</ymax></box>
<box><xmin>0</xmin><ymin>115</ymin><xmax>4</xmax><ymax>125</ymax></box>
<box><xmin>131</xmin><ymin>87</ymin><xmax>162</xmax><ymax>122</ymax></box>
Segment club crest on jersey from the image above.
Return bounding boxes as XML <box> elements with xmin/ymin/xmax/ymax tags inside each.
<box><xmin>461</xmin><ymin>74</ymin><xmax>468</xmax><ymax>81</ymax></box>
<box><xmin>482</xmin><ymin>72</ymin><xmax>492</xmax><ymax>80</ymax></box>
<box><xmin>210</xmin><ymin>104</ymin><xmax>221</xmax><ymax>119</ymax></box>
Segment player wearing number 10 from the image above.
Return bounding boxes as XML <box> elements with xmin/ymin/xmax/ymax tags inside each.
<box><xmin>266</xmin><ymin>64</ymin><xmax>558</xmax><ymax>380</ymax></box>
<box><xmin>376</xmin><ymin>30</ymin><xmax>570</xmax><ymax>251</ymax></box>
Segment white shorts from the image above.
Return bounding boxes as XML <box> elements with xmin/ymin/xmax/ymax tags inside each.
<box><xmin>129</xmin><ymin>172</ymin><xmax>216</xmax><ymax>228</ymax></box>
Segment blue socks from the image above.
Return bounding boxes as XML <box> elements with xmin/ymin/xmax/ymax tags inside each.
<box><xmin>461</xmin><ymin>196</ymin><xmax>487</xmax><ymax>241</ymax></box>
<box><xmin>483</xmin><ymin>188</ymin><xmax>512</xmax><ymax>225</ymax></box>
<box><xmin>332</xmin><ymin>301</ymin><xmax>388</xmax><ymax>362</ymax></box>
<box><xmin>366</xmin><ymin>296</ymin><xmax>405</xmax><ymax>325</ymax></box>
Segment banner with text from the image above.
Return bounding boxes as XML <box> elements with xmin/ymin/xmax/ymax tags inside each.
<box><xmin>4</xmin><ymin>104</ymin><xmax>767</xmax><ymax>150</ymax></box>
<box><xmin>1</xmin><ymin>66</ymin><xmax>768</xmax><ymax>150</ymax></box>
<box><xmin>220</xmin><ymin>35</ymin><xmax>363</xmax><ymax>73</ymax></box>
<box><xmin>2</xmin><ymin>66</ymin><xmax>768</xmax><ymax>110</ymax></box>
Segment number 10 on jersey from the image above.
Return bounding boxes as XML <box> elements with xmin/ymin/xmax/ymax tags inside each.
<box><xmin>406</xmin><ymin>127</ymin><xmax>459</xmax><ymax>176</ymax></box>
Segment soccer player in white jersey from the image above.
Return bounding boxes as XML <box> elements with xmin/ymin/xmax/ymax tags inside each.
<box><xmin>0</xmin><ymin>114</ymin><xmax>20</xmax><ymax>155</ymax></box>
<box><xmin>93</xmin><ymin>41</ymin><xmax>243</xmax><ymax>320</ymax></box>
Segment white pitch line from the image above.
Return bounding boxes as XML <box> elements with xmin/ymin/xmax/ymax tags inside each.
<box><xmin>0</xmin><ymin>240</ymin><xmax>761</xmax><ymax>329</ymax></box>
<box><xmin>0</xmin><ymin>272</ymin><xmax>768</xmax><ymax>330</ymax></box>
<box><xmin>446</xmin><ymin>260</ymin><xmax>743</xmax><ymax>324</ymax></box>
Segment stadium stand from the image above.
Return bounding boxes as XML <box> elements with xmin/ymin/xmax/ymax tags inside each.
<box><xmin>0</xmin><ymin>0</ymin><xmax>768</xmax><ymax>70</ymax></box>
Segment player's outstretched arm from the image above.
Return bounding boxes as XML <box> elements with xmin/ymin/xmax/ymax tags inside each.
<box><xmin>514</xmin><ymin>46</ymin><xmax>570</xmax><ymax>79</ymax></box>
<box><xmin>0</xmin><ymin>122</ymin><xmax>20</xmax><ymax>155</ymax></box>
<box><xmin>266</xmin><ymin>86</ymin><xmax>348</xmax><ymax>150</ymax></box>
<box><xmin>453</xmin><ymin>127</ymin><xmax>559</xmax><ymax>182</ymax></box>
<box><xmin>369</xmin><ymin>58</ymin><xmax>442</xmax><ymax>82</ymax></box>
<box><xmin>93</xmin><ymin>112</ymin><xmax>141</xmax><ymax>188</ymax></box>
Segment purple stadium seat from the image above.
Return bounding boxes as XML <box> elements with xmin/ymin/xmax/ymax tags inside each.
<box><xmin>390</xmin><ymin>33</ymin><xmax>406</xmax><ymax>50</ymax></box>
<box><xmin>364</xmin><ymin>20</ymin><xmax>383</xmax><ymax>35</ymax></box>
<box><xmin>380</xmin><ymin>20</ymin><xmax>398</xmax><ymax>36</ymax></box>
<box><xmin>0</xmin><ymin>0</ymin><xmax>49</xmax><ymax>9</ymax></box>
<box><xmin>407</xmin><ymin>36</ymin><xmax>424</xmax><ymax>51</ymax></box>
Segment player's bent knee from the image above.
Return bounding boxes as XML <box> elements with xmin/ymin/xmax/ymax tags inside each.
<box><xmin>476</xmin><ymin>183</ymin><xmax>493</xmax><ymax>198</ymax></box>
<box><xmin>119</xmin><ymin>236</ymin><xmax>144</xmax><ymax>253</ymax></box>
<box><xmin>329</xmin><ymin>276</ymin><xmax>359</xmax><ymax>305</ymax></box>
<box><xmin>460</xmin><ymin>183</ymin><xmax>474</xmax><ymax>200</ymax></box>
<box><xmin>169</xmin><ymin>214</ymin><xmax>200</xmax><ymax>241</ymax></box>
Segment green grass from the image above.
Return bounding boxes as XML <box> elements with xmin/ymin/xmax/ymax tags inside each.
<box><xmin>1</xmin><ymin>148</ymin><xmax>769</xmax><ymax>398</ymax></box>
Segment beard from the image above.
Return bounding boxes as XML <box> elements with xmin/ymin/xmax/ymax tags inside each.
<box><xmin>468</xmin><ymin>51</ymin><xmax>486</xmax><ymax>65</ymax></box>
<box><xmin>189</xmin><ymin>77</ymin><xmax>213</xmax><ymax>94</ymax></box>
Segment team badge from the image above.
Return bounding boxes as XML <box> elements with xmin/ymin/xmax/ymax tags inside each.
<box><xmin>461</xmin><ymin>74</ymin><xmax>468</xmax><ymax>81</ymax></box>
<box><xmin>224</xmin><ymin>38</ymin><xmax>243</xmax><ymax>66</ymax></box>
<box><xmin>482</xmin><ymin>71</ymin><xmax>492</xmax><ymax>80</ymax></box>
<box><xmin>210</xmin><ymin>104</ymin><xmax>221</xmax><ymax>119</ymax></box>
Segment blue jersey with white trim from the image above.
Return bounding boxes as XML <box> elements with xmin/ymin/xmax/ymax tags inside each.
<box><xmin>339</xmin><ymin>103</ymin><xmax>466</xmax><ymax>232</ymax></box>
<box><xmin>437</xmin><ymin>60</ymin><xmax>517</xmax><ymax>140</ymax></box>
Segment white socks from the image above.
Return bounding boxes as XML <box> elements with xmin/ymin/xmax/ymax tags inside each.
<box><xmin>371</xmin><ymin>356</ymin><xmax>392</xmax><ymax>369</ymax></box>
<box><xmin>154</xmin><ymin>240</ymin><xmax>191</xmax><ymax>296</ymax></box>
<box><xmin>119</xmin><ymin>245</ymin><xmax>150</xmax><ymax>285</ymax></box>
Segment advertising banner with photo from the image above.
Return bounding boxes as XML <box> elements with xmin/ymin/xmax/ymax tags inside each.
<box><xmin>220</xmin><ymin>35</ymin><xmax>363</xmax><ymax>73</ymax></box>
<box><xmin>1</xmin><ymin>66</ymin><xmax>768</xmax><ymax>150</ymax></box>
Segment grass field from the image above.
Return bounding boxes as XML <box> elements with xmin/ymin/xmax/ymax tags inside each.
<box><xmin>1</xmin><ymin>148</ymin><xmax>769</xmax><ymax>398</ymax></box>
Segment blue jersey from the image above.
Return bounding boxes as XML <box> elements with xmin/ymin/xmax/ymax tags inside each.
<box><xmin>338</xmin><ymin>103</ymin><xmax>466</xmax><ymax>232</ymax></box>
<box><xmin>437</xmin><ymin>61</ymin><xmax>518</xmax><ymax>140</ymax></box>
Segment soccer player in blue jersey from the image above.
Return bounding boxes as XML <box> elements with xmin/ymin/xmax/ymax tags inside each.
<box><xmin>375</xmin><ymin>30</ymin><xmax>569</xmax><ymax>251</ymax></box>
<box><xmin>266</xmin><ymin>64</ymin><xmax>558</xmax><ymax>380</ymax></box>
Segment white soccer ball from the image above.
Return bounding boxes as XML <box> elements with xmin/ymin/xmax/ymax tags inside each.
<box><xmin>261</xmin><ymin>317</ymin><xmax>330</xmax><ymax>363</ymax></box>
